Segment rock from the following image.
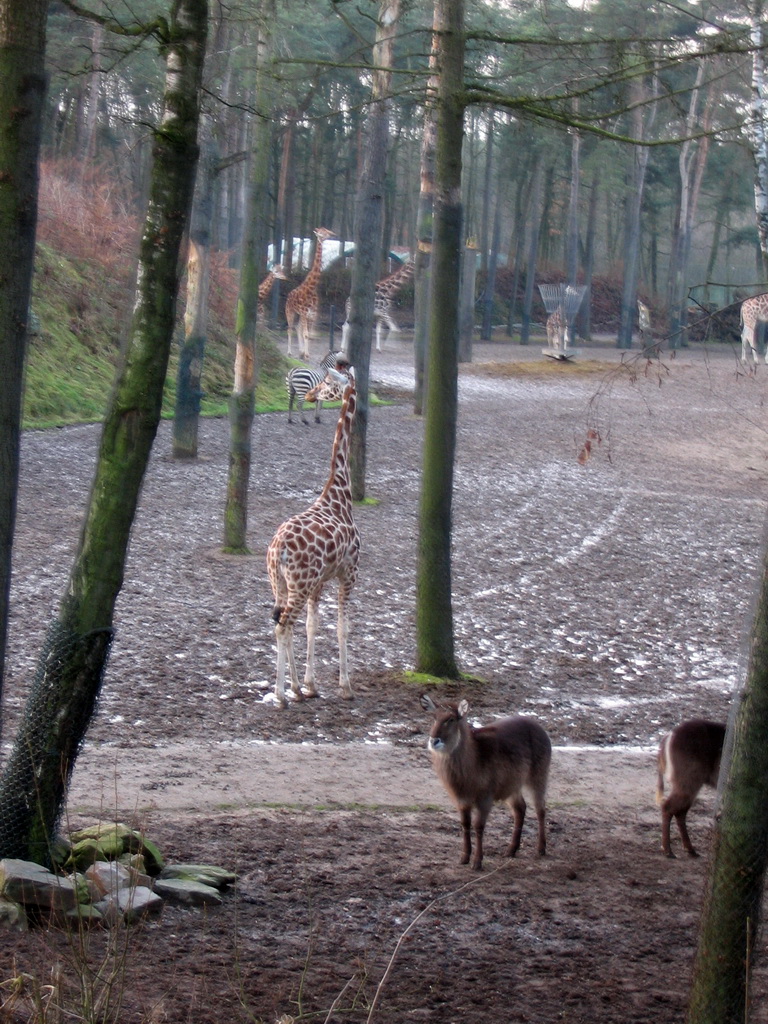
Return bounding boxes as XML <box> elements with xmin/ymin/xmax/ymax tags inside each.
<box><xmin>68</xmin><ymin>837</ymin><xmax>109</xmax><ymax>870</ymax></box>
<box><xmin>158</xmin><ymin>863</ymin><xmax>236</xmax><ymax>890</ymax></box>
<box><xmin>85</xmin><ymin>860</ymin><xmax>133</xmax><ymax>897</ymax></box>
<box><xmin>63</xmin><ymin>903</ymin><xmax>104</xmax><ymax>928</ymax></box>
<box><xmin>153</xmin><ymin>877</ymin><xmax>223</xmax><ymax>906</ymax></box>
<box><xmin>114</xmin><ymin>886</ymin><xmax>164</xmax><ymax>924</ymax></box>
<box><xmin>0</xmin><ymin>895</ymin><xmax>28</xmax><ymax>931</ymax></box>
<box><xmin>0</xmin><ymin>858</ymin><xmax>78</xmax><ymax>911</ymax></box>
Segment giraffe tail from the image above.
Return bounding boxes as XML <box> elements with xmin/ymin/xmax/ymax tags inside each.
<box><xmin>272</xmin><ymin>605</ymin><xmax>283</xmax><ymax>625</ymax></box>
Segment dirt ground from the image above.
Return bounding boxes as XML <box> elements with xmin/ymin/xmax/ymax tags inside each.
<box><xmin>4</xmin><ymin>334</ymin><xmax>768</xmax><ymax>1023</ymax></box>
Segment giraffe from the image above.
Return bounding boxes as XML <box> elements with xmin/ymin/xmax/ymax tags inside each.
<box><xmin>257</xmin><ymin>264</ymin><xmax>287</xmax><ymax>321</ymax></box>
<box><xmin>740</xmin><ymin>292</ymin><xmax>768</xmax><ymax>365</ymax></box>
<box><xmin>284</xmin><ymin>227</ymin><xmax>336</xmax><ymax>360</ymax></box>
<box><xmin>266</xmin><ymin>369</ymin><xmax>359</xmax><ymax>707</ymax></box>
<box><xmin>342</xmin><ymin>256</ymin><xmax>415</xmax><ymax>352</ymax></box>
<box><xmin>545</xmin><ymin>309</ymin><xmax>569</xmax><ymax>352</ymax></box>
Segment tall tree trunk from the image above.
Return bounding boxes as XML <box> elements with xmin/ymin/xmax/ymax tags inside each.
<box><xmin>520</xmin><ymin>159</ymin><xmax>543</xmax><ymax>346</ymax></box>
<box><xmin>415</xmin><ymin>0</ymin><xmax>464</xmax><ymax>678</ymax></box>
<box><xmin>566</xmin><ymin>117</ymin><xmax>581</xmax><ymax>285</ymax></box>
<box><xmin>223</xmin><ymin>1</ymin><xmax>274</xmax><ymax>553</ymax></box>
<box><xmin>413</xmin><ymin>7</ymin><xmax>439</xmax><ymax>416</ymax></box>
<box><xmin>172</xmin><ymin>11</ymin><xmax>232</xmax><ymax>458</ymax></box>
<box><xmin>668</xmin><ymin>62</ymin><xmax>712</xmax><ymax>350</ymax></box>
<box><xmin>0</xmin><ymin>0</ymin><xmax>207</xmax><ymax>864</ymax></box>
<box><xmin>617</xmin><ymin>62</ymin><xmax>658</xmax><ymax>350</ymax></box>
<box><xmin>747</xmin><ymin>16</ymin><xmax>768</xmax><ymax>281</ymax></box>
<box><xmin>688</xmin><ymin>537</ymin><xmax>768</xmax><ymax>1023</ymax></box>
<box><xmin>347</xmin><ymin>0</ymin><xmax>400</xmax><ymax>502</ymax></box>
<box><xmin>173</xmin><ymin>127</ymin><xmax>216</xmax><ymax>459</ymax></box>
<box><xmin>0</xmin><ymin>0</ymin><xmax>47</xmax><ymax>741</ymax></box>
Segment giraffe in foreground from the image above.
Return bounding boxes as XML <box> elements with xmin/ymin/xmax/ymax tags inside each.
<box><xmin>284</xmin><ymin>227</ymin><xmax>336</xmax><ymax>360</ymax></box>
<box><xmin>342</xmin><ymin>255</ymin><xmax>415</xmax><ymax>352</ymax></box>
<box><xmin>740</xmin><ymin>292</ymin><xmax>768</xmax><ymax>365</ymax></box>
<box><xmin>266</xmin><ymin>369</ymin><xmax>359</xmax><ymax>706</ymax></box>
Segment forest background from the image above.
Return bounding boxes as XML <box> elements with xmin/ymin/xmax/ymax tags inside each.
<box><xmin>3</xmin><ymin>1</ymin><xmax>768</xmax><ymax>1021</ymax></box>
<box><xmin>21</xmin><ymin>0</ymin><xmax>768</xmax><ymax>431</ymax></box>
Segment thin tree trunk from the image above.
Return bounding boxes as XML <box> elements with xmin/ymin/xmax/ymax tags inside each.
<box><xmin>747</xmin><ymin>16</ymin><xmax>768</xmax><ymax>280</ymax></box>
<box><xmin>173</xmin><ymin>129</ymin><xmax>216</xmax><ymax>458</ymax></box>
<box><xmin>347</xmin><ymin>0</ymin><xmax>400</xmax><ymax>502</ymax></box>
<box><xmin>618</xmin><ymin>62</ymin><xmax>658</xmax><ymax>350</ymax></box>
<box><xmin>520</xmin><ymin>159</ymin><xmax>543</xmax><ymax>346</ymax></box>
<box><xmin>0</xmin><ymin>0</ymin><xmax>207</xmax><ymax>863</ymax></box>
<box><xmin>415</xmin><ymin>0</ymin><xmax>464</xmax><ymax>678</ymax></box>
<box><xmin>412</xmin><ymin>7</ymin><xmax>439</xmax><ymax>417</ymax></box>
<box><xmin>0</xmin><ymin>0</ymin><xmax>48</xmax><ymax>740</ymax></box>
<box><xmin>223</xmin><ymin>1</ymin><xmax>274</xmax><ymax>553</ymax></box>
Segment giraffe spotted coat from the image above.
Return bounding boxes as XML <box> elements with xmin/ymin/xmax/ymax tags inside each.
<box><xmin>740</xmin><ymin>292</ymin><xmax>768</xmax><ymax>365</ymax></box>
<box><xmin>266</xmin><ymin>373</ymin><xmax>360</xmax><ymax>706</ymax></box>
<box><xmin>284</xmin><ymin>227</ymin><xmax>335</xmax><ymax>360</ymax></box>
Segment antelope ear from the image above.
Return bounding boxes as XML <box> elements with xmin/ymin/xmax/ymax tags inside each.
<box><xmin>420</xmin><ymin>693</ymin><xmax>437</xmax><ymax>713</ymax></box>
<box><xmin>457</xmin><ymin>699</ymin><xmax>469</xmax><ymax>717</ymax></box>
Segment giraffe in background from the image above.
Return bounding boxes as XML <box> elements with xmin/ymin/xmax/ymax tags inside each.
<box><xmin>284</xmin><ymin>227</ymin><xmax>336</xmax><ymax>360</ymax></box>
<box><xmin>257</xmin><ymin>264</ymin><xmax>287</xmax><ymax>321</ymax></box>
<box><xmin>342</xmin><ymin>255</ymin><xmax>415</xmax><ymax>352</ymax></box>
<box><xmin>266</xmin><ymin>370</ymin><xmax>359</xmax><ymax>706</ymax></box>
<box><xmin>545</xmin><ymin>309</ymin><xmax>568</xmax><ymax>352</ymax></box>
<box><xmin>740</xmin><ymin>292</ymin><xmax>768</xmax><ymax>365</ymax></box>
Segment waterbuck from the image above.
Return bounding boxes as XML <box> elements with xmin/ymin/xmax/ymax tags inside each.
<box><xmin>420</xmin><ymin>694</ymin><xmax>552</xmax><ymax>871</ymax></box>
<box><xmin>656</xmin><ymin>718</ymin><xmax>726</xmax><ymax>858</ymax></box>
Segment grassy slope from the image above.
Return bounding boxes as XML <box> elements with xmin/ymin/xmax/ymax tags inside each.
<box><xmin>24</xmin><ymin>240</ymin><xmax>290</xmax><ymax>430</ymax></box>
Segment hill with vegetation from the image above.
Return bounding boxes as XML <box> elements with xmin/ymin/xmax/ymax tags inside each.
<box><xmin>24</xmin><ymin>164</ymin><xmax>288</xmax><ymax>429</ymax></box>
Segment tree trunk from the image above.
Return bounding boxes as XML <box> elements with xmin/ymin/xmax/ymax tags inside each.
<box><xmin>747</xmin><ymin>17</ymin><xmax>768</xmax><ymax>281</ymax></box>
<box><xmin>687</xmin><ymin>538</ymin><xmax>768</xmax><ymax>1023</ymax></box>
<box><xmin>173</xmin><ymin>11</ymin><xmax>232</xmax><ymax>458</ymax></box>
<box><xmin>668</xmin><ymin>62</ymin><xmax>712</xmax><ymax>350</ymax></box>
<box><xmin>0</xmin><ymin>0</ymin><xmax>47</xmax><ymax>741</ymax></box>
<box><xmin>347</xmin><ymin>0</ymin><xmax>400</xmax><ymax>502</ymax></box>
<box><xmin>0</xmin><ymin>0</ymin><xmax>207</xmax><ymax>864</ymax></box>
<box><xmin>415</xmin><ymin>0</ymin><xmax>464</xmax><ymax>679</ymax></box>
<box><xmin>173</xmin><ymin>129</ymin><xmax>216</xmax><ymax>459</ymax></box>
<box><xmin>223</xmin><ymin>0</ymin><xmax>274</xmax><ymax>553</ymax></box>
<box><xmin>412</xmin><ymin>7</ymin><xmax>439</xmax><ymax>417</ymax></box>
<box><xmin>617</xmin><ymin>63</ymin><xmax>658</xmax><ymax>350</ymax></box>
<box><xmin>520</xmin><ymin>159</ymin><xmax>543</xmax><ymax>346</ymax></box>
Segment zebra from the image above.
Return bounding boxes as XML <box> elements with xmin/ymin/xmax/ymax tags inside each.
<box><xmin>286</xmin><ymin>350</ymin><xmax>348</xmax><ymax>424</ymax></box>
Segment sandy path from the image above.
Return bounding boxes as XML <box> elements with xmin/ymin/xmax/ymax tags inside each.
<box><xmin>65</xmin><ymin>741</ymin><xmax>659</xmax><ymax>819</ymax></box>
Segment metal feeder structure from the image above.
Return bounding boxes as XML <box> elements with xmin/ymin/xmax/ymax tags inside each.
<box><xmin>538</xmin><ymin>283</ymin><xmax>587</xmax><ymax>361</ymax></box>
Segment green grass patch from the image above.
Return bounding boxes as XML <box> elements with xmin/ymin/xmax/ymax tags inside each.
<box><xmin>402</xmin><ymin>670</ymin><xmax>487</xmax><ymax>687</ymax></box>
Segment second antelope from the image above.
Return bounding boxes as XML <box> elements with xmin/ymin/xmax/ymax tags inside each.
<box><xmin>656</xmin><ymin>718</ymin><xmax>726</xmax><ymax>858</ymax></box>
<box><xmin>420</xmin><ymin>695</ymin><xmax>552</xmax><ymax>871</ymax></box>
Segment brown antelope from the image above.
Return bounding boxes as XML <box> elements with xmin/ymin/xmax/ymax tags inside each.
<box><xmin>656</xmin><ymin>718</ymin><xmax>726</xmax><ymax>858</ymax></box>
<box><xmin>420</xmin><ymin>694</ymin><xmax>552</xmax><ymax>871</ymax></box>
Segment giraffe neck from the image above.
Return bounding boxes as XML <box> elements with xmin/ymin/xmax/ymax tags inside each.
<box><xmin>300</xmin><ymin>237</ymin><xmax>326</xmax><ymax>297</ymax></box>
<box><xmin>376</xmin><ymin>259</ymin><xmax>415</xmax><ymax>299</ymax></box>
<box><xmin>258</xmin><ymin>272</ymin><xmax>274</xmax><ymax>302</ymax></box>
<box><xmin>319</xmin><ymin>385</ymin><xmax>355</xmax><ymax>508</ymax></box>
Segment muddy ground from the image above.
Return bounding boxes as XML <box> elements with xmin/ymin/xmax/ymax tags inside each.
<box><xmin>3</xmin><ymin>335</ymin><xmax>768</xmax><ymax>1023</ymax></box>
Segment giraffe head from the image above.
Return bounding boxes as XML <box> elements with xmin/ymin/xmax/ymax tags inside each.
<box><xmin>314</xmin><ymin>227</ymin><xmax>336</xmax><ymax>244</ymax></box>
<box><xmin>305</xmin><ymin>364</ymin><xmax>354</xmax><ymax>405</ymax></box>
<box><xmin>271</xmin><ymin>264</ymin><xmax>288</xmax><ymax>280</ymax></box>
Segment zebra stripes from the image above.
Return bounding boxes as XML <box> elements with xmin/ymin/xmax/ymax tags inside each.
<box><xmin>286</xmin><ymin>350</ymin><xmax>340</xmax><ymax>424</ymax></box>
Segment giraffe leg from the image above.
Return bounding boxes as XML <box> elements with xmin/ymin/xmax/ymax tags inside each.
<box><xmin>275</xmin><ymin>622</ymin><xmax>302</xmax><ymax>707</ymax></box>
<box><xmin>337</xmin><ymin>591</ymin><xmax>353</xmax><ymax>700</ymax></box>
<box><xmin>303</xmin><ymin>596</ymin><xmax>321</xmax><ymax>698</ymax></box>
<box><xmin>299</xmin><ymin>314</ymin><xmax>310</xmax><ymax>361</ymax></box>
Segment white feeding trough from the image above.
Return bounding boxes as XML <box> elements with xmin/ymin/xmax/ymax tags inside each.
<box><xmin>538</xmin><ymin>284</ymin><xmax>586</xmax><ymax>360</ymax></box>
